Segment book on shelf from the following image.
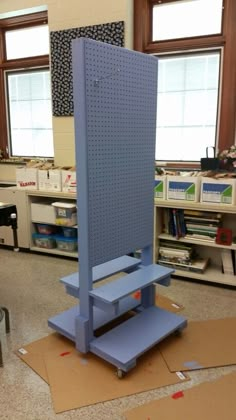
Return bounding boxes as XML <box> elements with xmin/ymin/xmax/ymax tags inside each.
<box><xmin>159</xmin><ymin>253</ymin><xmax>191</xmax><ymax>265</ymax></box>
<box><xmin>159</xmin><ymin>246</ymin><xmax>190</xmax><ymax>256</ymax></box>
<box><xmin>185</xmin><ymin>223</ymin><xmax>218</xmax><ymax>232</ymax></box>
<box><xmin>184</xmin><ymin>216</ymin><xmax>221</xmax><ymax>226</ymax></box>
<box><xmin>221</xmin><ymin>249</ymin><xmax>235</xmax><ymax>275</ymax></box>
<box><xmin>183</xmin><ymin>210</ymin><xmax>222</xmax><ymax>220</ymax></box>
<box><xmin>159</xmin><ymin>239</ymin><xmax>192</xmax><ymax>251</ymax></box>
<box><xmin>167</xmin><ymin>209</ymin><xmax>186</xmax><ymax>239</ymax></box>
<box><xmin>158</xmin><ymin>239</ymin><xmax>195</xmax><ymax>265</ymax></box>
<box><xmin>158</xmin><ymin>257</ymin><xmax>209</xmax><ymax>274</ymax></box>
<box><xmin>164</xmin><ymin>208</ymin><xmax>224</xmax><ymax>241</ymax></box>
<box><xmin>183</xmin><ymin>211</ymin><xmax>221</xmax><ymax>241</ymax></box>
<box><xmin>184</xmin><ymin>234</ymin><xmax>215</xmax><ymax>242</ymax></box>
<box><xmin>185</xmin><ymin>228</ymin><xmax>217</xmax><ymax>238</ymax></box>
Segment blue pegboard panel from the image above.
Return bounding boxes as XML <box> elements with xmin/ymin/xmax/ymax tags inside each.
<box><xmin>49</xmin><ymin>39</ymin><xmax>187</xmax><ymax>370</ymax></box>
<box><xmin>73</xmin><ymin>38</ymin><xmax>158</xmax><ymax>268</ymax></box>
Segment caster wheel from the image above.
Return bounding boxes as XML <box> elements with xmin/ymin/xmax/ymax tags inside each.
<box><xmin>117</xmin><ymin>369</ymin><xmax>125</xmax><ymax>379</ymax></box>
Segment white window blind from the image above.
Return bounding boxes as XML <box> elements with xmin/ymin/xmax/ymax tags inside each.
<box><xmin>156</xmin><ymin>52</ymin><xmax>220</xmax><ymax>161</ymax></box>
<box><xmin>7</xmin><ymin>70</ymin><xmax>53</xmax><ymax>157</ymax></box>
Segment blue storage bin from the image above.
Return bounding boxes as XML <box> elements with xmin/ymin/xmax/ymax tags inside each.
<box><xmin>62</xmin><ymin>227</ymin><xmax>77</xmax><ymax>238</ymax></box>
<box><xmin>55</xmin><ymin>235</ymin><xmax>78</xmax><ymax>252</ymax></box>
<box><xmin>32</xmin><ymin>233</ymin><xmax>57</xmax><ymax>249</ymax></box>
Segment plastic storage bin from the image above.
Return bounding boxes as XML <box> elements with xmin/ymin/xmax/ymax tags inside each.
<box><xmin>52</xmin><ymin>202</ymin><xmax>77</xmax><ymax>226</ymax></box>
<box><xmin>55</xmin><ymin>235</ymin><xmax>77</xmax><ymax>252</ymax></box>
<box><xmin>32</xmin><ymin>233</ymin><xmax>56</xmax><ymax>249</ymax></box>
<box><xmin>62</xmin><ymin>227</ymin><xmax>77</xmax><ymax>238</ymax></box>
<box><xmin>36</xmin><ymin>224</ymin><xmax>56</xmax><ymax>235</ymax></box>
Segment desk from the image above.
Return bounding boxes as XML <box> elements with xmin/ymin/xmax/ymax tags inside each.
<box><xmin>0</xmin><ymin>202</ymin><xmax>16</xmax><ymax>366</ymax></box>
<box><xmin>0</xmin><ymin>202</ymin><xmax>18</xmax><ymax>251</ymax></box>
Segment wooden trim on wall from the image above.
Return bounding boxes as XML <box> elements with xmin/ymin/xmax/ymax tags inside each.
<box><xmin>0</xmin><ymin>11</ymin><xmax>47</xmax><ymax>29</ymax></box>
<box><xmin>0</xmin><ymin>11</ymin><xmax>49</xmax><ymax>158</ymax></box>
<box><xmin>134</xmin><ymin>0</ymin><xmax>226</xmax><ymax>53</ymax></box>
<box><xmin>145</xmin><ymin>35</ymin><xmax>225</xmax><ymax>54</ymax></box>
<box><xmin>0</xmin><ymin>68</ymin><xmax>8</xmax><ymax>157</ymax></box>
<box><xmin>0</xmin><ymin>28</ymin><xmax>7</xmax><ymax>156</ymax></box>
<box><xmin>0</xmin><ymin>55</ymin><xmax>49</xmax><ymax>70</ymax></box>
<box><xmin>217</xmin><ymin>0</ymin><xmax>236</xmax><ymax>150</ymax></box>
<box><xmin>133</xmin><ymin>0</ymin><xmax>150</xmax><ymax>52</ymax></box>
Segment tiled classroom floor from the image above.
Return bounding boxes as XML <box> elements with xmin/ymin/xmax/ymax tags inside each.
<box><xmin>0</xmin><ymin>248</ymin><xmax>236</xmax><ymax>420</ymax></box>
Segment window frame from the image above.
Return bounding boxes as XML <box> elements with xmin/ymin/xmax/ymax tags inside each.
<box><xmin>134</xmin><ymin>0</ymin><xmax>236</xmax><ymax>166</ymax></box>
<box><xmin>0</xmin><ymin>11</ymin><xmax>49</xmax><ymax>159</ymax></box>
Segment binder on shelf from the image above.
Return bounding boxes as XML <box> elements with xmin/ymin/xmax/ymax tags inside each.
<box><xmin>221</xmin><ymin>249</ymin><xmax>234</xmax><ymax>275</ymax></box>
<box><xmin>168</xmin><ymin>209</ymin><xmax>186</xmax><ymax>239</ymax></box>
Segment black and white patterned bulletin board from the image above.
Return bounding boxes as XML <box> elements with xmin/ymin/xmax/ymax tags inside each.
<box><xmin>50</xmin><ymin>21</ymin><xmax>124</xmax><ymax>116</ymax></box>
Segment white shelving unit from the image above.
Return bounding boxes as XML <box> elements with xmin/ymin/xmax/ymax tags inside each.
<box><xmin>27</xmin><ymin>190</ymin><xmax>78</xmax><ymax>258</ymax></box>
<box><xmin>154</xmin><ymin>199</ymin><xmax>236</xmax><ymax>287</ymax></box>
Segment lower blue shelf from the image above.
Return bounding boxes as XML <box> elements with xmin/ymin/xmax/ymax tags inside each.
<box><xmin>48</xmin><ymin>296</ymin><xmax>140</xmax><ymax>342</ymax></box>
<box><xmin>90</xmin><ymin>306</ymin><xmax>187</xmax><ymax>372</ymax></box>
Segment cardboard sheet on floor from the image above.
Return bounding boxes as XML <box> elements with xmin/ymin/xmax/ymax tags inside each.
<box><xmin>44</xmin><ymin>344</ymin><xmax>189</xmax><ymax>413</ymax></box>
<box><xmin>159</xmin><ymin>317</ymin><xmax>236</xmax><ymax>372</ymax></box>
<box><xmin>16</xmin><ymin>333</ymin><xmax>189</xmax><ymax>413</ymax></box>
<box><xmin>16</xmin><ymin>333</ymin><xmax>74</xmax><ymax>382</ymax></box>
<box><xmin>16</xmin><ymin>292</ymin><xmax>184</xmax><ymax>382</ymax></box>
<box><xmin>124</xmin><ymin>371</ymin><xmax>236</xmax><ymax>420</ymax></box>
<box><xmin>155</xmin><ymin>294</ymin><xmax>184</xmax><ymax>312</ymax></box>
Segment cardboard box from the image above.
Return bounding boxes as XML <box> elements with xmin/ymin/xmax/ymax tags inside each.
<box><xmin>38</xmin><ymin>169</ymin><xmax>62</xmax><ymax>192</ymax></box>
<box><xmin>154</xmin><ymin>175</ymin><xmax>166</xmax><ymax>199</ymax></box>
<box><xmin>61</xmin><ymin>168</ymin><xmax>77</xmax><ymax>193</ymax></box>
<box><xmin>167</xmin><ymin>176</ymin><xmax>200</xmax><ymax>202</ymax></box>
<box><xmin>201</xmin><ymin>177</ymin><xmax>236</xmax><ymax>205</ymax></box>
<box><xmin>16</xmin><ymin>167</ymin><xmax>38</xmax><ymax>190</ymax></box>
<box><xmin>31</xmin><ymin>202</ymin><xmax>56</xmax><ymax>224</ymax></box>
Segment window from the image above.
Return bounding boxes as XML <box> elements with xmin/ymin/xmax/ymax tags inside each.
<box><xmin>5</xmin><ymin>25</ymin><xmax>50</xmax><ymax>59</ymax></box>
<box><xmin>153</xmin><ymin>0</ymin><xmax>223</xmax><ymax>41</ymax></box>
<box><xmin>134</xmin><ymin>0</ymin><xmax>236</xmax><ymax>166</ymax></box>
<box><xmin>6</xmin><ymin>70</ymin><xmax>53</xmax><ymax>157</ymax></box>
<box><xmin>0</xmin><ymin>11</ymin><xmax>53</xmax><ymax>159</ymax></box>
<box><xmin>156</xmin><ymin>52</ymin><xmax>221</xmax><ymax>161</ymax></box>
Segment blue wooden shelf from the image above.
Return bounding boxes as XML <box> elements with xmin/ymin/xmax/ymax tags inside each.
<box><xmin>61</xmin><ymin>255</ymin><xmax>141</xmax><ymax>298</ymax></box>
<box><xmin>89</xmin><ymin>264</ymin><xmax>173</xmax><ymax>305</ymax></box>
<box><xmin>48</xmin><ymin>296</ymin><xmax>140</xmax><ymax>342</ymax></box>
<box><xmin>90</xmin><ymin>306</ymin><xmax>187</xmax><ymax>371</ymax></box>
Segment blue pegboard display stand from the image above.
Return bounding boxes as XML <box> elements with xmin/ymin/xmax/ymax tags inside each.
<box><xmin>48</xmin><ymin>38</ymin><xmax>187</xmax><ymax>376</ymax></box>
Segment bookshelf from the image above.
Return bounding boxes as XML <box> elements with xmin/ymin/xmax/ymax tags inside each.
<box><xmin>154</xmin><ymin>200</ymin><xmax>236</xmax><ymax>287</ymax></box>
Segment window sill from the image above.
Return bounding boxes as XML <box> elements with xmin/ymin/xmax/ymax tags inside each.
<box><xmin>0</xmin><ymin>159</ymin><xmax>26</xmax><ymax>165</ymax></box>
